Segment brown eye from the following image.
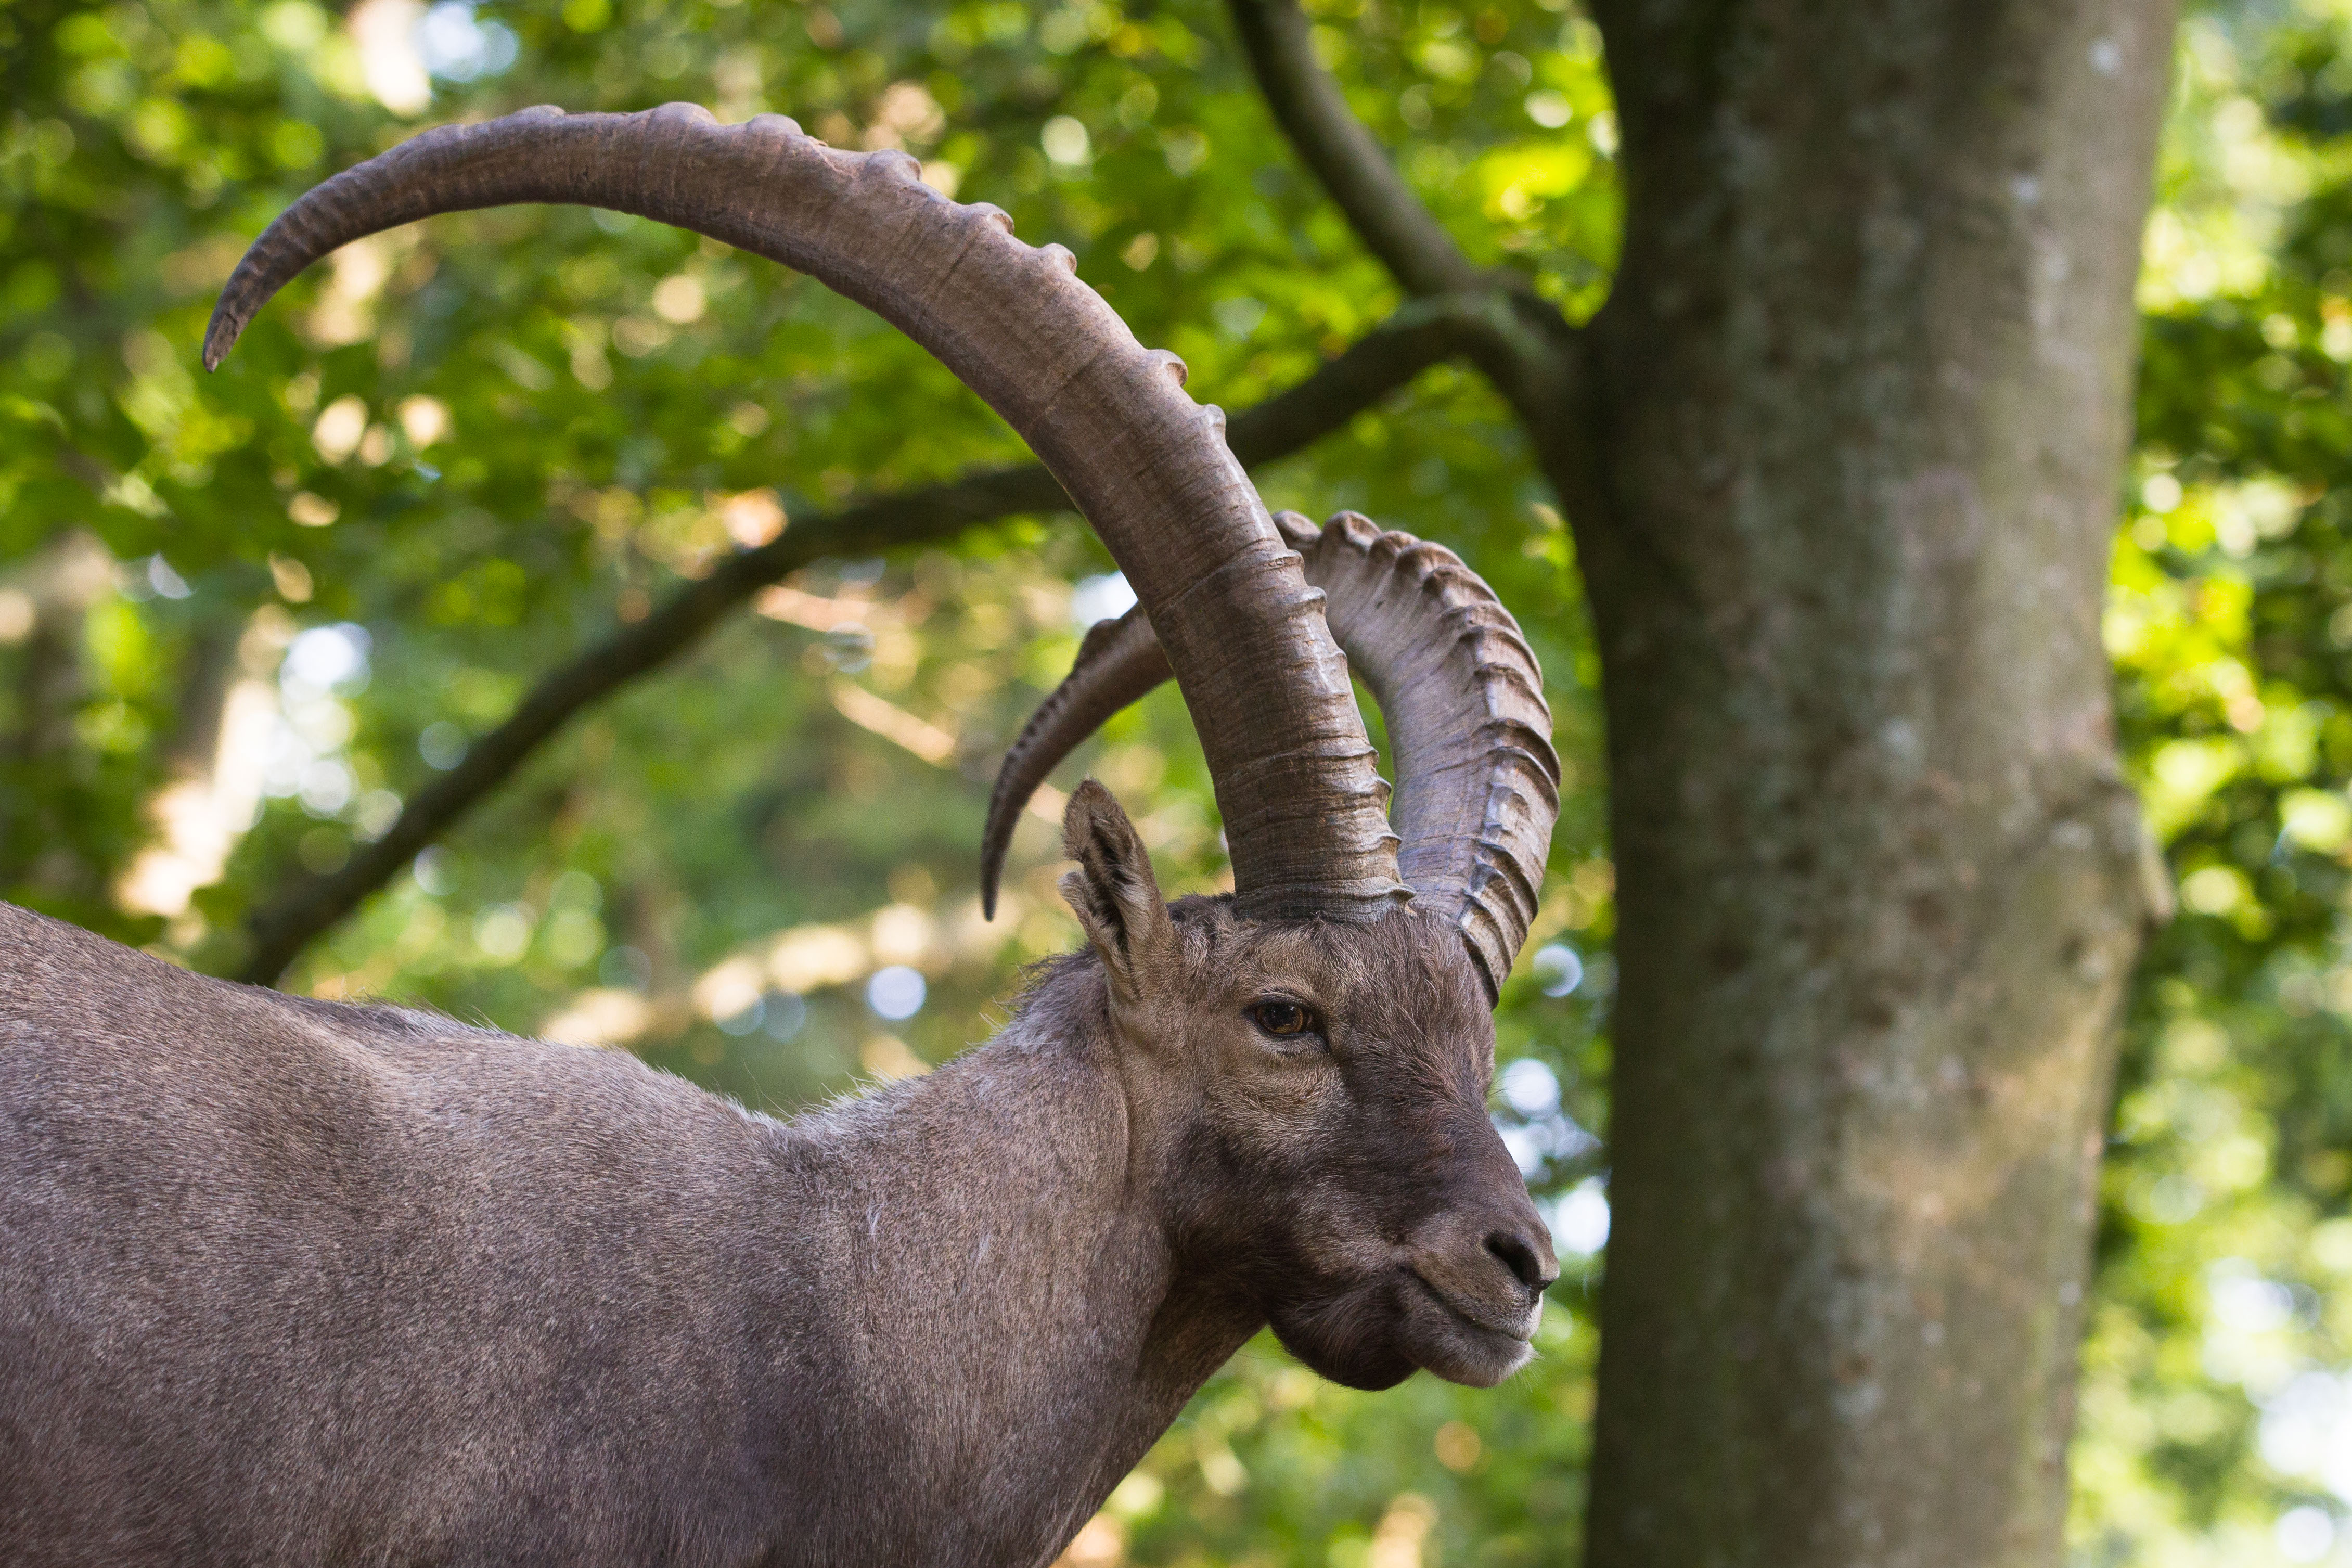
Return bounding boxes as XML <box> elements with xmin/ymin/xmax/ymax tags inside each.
<box><xmin>1250</xmin><ymin>1000</ymin><xmax>1316</xmax><ymax>1038</ymax></box>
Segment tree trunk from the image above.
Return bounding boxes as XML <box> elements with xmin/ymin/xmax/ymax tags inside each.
<box><xmin>1561</xmin><ymin>4</ymin><xmax>2177</xmax><ymax>1563</ymax></box>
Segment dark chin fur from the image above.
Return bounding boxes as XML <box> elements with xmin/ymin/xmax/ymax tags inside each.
<box><xmin>1269</xmin><ymin>1274</ymin><xmax>1536</xmax><ymax>1390</ymax></box>
<box><xmin>1266</xmin><ymin>1286</ymin><xmax>1416</xmax><ymax>1392</ymax></box>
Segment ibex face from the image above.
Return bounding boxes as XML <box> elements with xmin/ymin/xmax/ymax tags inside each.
<box><xmin>1061</xmin><ymin>782</ymin><xmax>1555</xmax><ymax>1391</ymax></box>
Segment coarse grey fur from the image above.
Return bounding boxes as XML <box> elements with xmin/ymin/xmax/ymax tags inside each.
<box><xmin>6</xmin><ymin>102</ymin><xmax>1564</xmax><ymax>1565</ymax></box>
<box><xmin>1</xmin><ymin>783</ymin><xmax>1556</xmax><ymax>1567</ymax></box>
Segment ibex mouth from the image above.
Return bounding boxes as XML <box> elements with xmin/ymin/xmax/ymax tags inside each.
<box><xmin>1397</xmin><ymin>1270</ymin><xmax>1539</xmax><ymax>1388</ymax></box>
<box><xmin>1408</xmin><ymin>1268</ymin><xmax>1540</xmax><ymax>1344</ymax></box>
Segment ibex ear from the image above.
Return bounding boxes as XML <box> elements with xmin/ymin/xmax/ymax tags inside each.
<box><xmin>1060</xmin><ymin>780</ymin><xmax>1176</xmax><ymax>998</ymax></box>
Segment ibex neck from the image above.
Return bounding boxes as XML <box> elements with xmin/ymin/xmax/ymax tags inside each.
<box><xmin>763</xmin><ymin>993</ymin><xmax>1252</xmax><ymax>1557</ymax></box>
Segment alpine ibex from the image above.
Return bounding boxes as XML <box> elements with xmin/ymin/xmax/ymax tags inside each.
<box><xmin>0</xmin><ymin>105</ymin><xmax>1562</xmax><ymax>1567</ymax></box>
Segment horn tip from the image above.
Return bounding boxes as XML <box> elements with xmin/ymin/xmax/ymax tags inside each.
<box><xmin>980</xmin><ymin>781</ymin><xmax>1020</xmax><ymax>922</ymax></box>
<box><xmin>979</xmin><ymin>833</ymin><xmax>1006</xmax><ymax>919</ymax></box>
<box><xmin>200</xmin><ymin>309</ymin><xmax>241</xmax><ymax>371</ymax></box>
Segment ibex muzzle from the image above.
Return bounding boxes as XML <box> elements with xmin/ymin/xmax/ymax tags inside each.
<box><xmin>1</xmin><ymin>104</ymin><xmax>1561</xmax><ymax>1566</ymax></box>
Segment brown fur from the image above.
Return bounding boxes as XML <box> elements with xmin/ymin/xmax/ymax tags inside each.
<box><xmin>0</xmin><ymin>783</ymin><xmax>1552</xmax><ymax>1566</ymax></box>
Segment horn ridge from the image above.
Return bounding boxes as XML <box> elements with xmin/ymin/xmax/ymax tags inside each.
<box><xmin>979</xmin><ymin>606</ymin><xmax>1168</xmax><ymax>919</ymax></box>
<box><xmin>981</xmin><ymin>507</ymin><xmax>1560</xmax><ymax>999</ymax></box>
<box><xmin>208</xmin><ymin>104</ymin><xmax>1406</xmax><ymax>921</ymax></box>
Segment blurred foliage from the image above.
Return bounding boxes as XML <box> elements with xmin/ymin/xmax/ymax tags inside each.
<box><xmin>2078</xmin><ymin>9</ymin><xmax>2352</xmax><ymax>1566</ymax></box>
<box><xmin>11</xmin><ymin>0</ymin><xmax>2352</xmax><ymax>1562</ymax></box>
<box><xmin>0</xmin><ymin>0</ymin><xmax>1615</xmax><ymax>1560</ymax></box>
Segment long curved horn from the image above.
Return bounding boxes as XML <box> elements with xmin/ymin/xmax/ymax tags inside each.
<box><xmin>980</xmin><ymin>611</ymin><xmax>1168</xmax><ymax>920</ymax></box>
<box><xmin>206</xmin><ymin>104</ymin><xmax>1405</xmax><ymax>921</ymax></box>
<box><xmin>982</xmin><ymin>511</ymin><xmax>1558</xmax><ymax>999</ymax></box>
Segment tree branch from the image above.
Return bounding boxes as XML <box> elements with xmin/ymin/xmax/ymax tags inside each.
<box><xmin>232</xmin><ymin>295</ymin><xmax>1511</xmax><ymax>984</ymax></box>
<box><xmin>1226</xmin><ymin>0</ymin><xmax>1489</xmax><ymax>299</ymax></box>
<box><xmin>1223</xmin><ymin>291</ymin><xmax>1539</xmax><ymax>456</ymax></box>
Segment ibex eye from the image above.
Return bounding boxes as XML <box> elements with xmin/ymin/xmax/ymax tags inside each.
<box><xmin>1250</xmin><ymin>1000</ymin><xmax>1316</xmax><ymax>1038</ymax></box>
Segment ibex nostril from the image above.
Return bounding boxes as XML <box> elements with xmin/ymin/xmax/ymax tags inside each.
<box><xmin>1487</xmin><ymin>1230</ymin><xmax>1556</xmax><ymax>1294</ymax></box>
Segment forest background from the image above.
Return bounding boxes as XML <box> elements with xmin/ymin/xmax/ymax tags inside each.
<box><xmin>4</xmin><ymin>0</ymin><xmax>2352</xmax><ymax>1562</ymax></box>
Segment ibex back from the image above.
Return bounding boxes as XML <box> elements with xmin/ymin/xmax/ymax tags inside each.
<box><xmin>0</xmin><ymin>105</ymin><xmax>1561</xmax><ymax>1567</ymax></box>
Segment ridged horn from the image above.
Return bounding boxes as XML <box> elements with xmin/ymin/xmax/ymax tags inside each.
<box><xmin>980</xmin><ymin>610</ymin><xmax>1169</xmax><ymax>919</ymax></box>
<box><xmin>983</xmin><ymin>511</ymin><xmax>1558</xmax><ymax>1000</ymax></box>
<box><xmin>205</xmin><ymin>105</ymin><xmax>1405</xmax><ymax>921</ymax></box>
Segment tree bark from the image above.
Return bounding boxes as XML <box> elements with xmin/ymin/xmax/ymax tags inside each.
<box><xmin>1566</xmin><ymin>3</ymin><xmax>2176</xmax><ymax>1563</ymax></box>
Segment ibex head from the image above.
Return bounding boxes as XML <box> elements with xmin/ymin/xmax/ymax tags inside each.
<box><xmin>205</xmin><ymin>101</ymin><xmax>1563</xmax><ymax>1390</ymax></box>
<box><xmin>1059</xmin><ymin>783</ymin><xmax>1551</xmax><ymax>1389</ymax></box>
